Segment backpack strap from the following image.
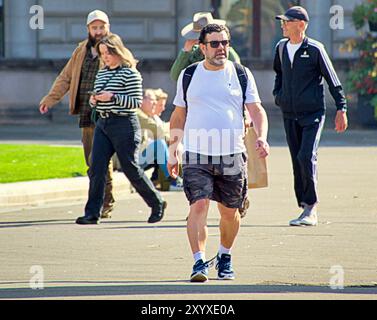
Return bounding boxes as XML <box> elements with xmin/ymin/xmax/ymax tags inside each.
<box><xmin>182</xmin><ymin>62</ymin><xmax>199</xmax><ymax>110</ymax></box>
<box><xmin>278</xmin><ymin>41</ymin><xmax>285</xmax><ymax>64</ymax></box>
<box><xmin>182</xmin><ymin>61</ymin><xmax>249</xmax><ymax>123</ymax></box>
<box><xmin>233</xmin><ymin>61</ymin><xmax>248</xmax><ymax>121</ymax></box>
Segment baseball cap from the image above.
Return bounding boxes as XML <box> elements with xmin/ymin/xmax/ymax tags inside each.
<box><xmin>275</xmin><ymin>6</ymin><xmax>309</xmax><ymax>22</ymax></box>
<box><xmin>87</xmin><ymin>10</ymin><xmax>110</xmax><ymax>25</ymax></box>
<box><xmin>181</xmin><ymin>12</ymin><xmax>226</xmax><ymax>40</ymax></box>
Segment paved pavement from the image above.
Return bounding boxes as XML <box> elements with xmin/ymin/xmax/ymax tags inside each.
<box><xmin>1</xmin><ymin>123</ymin><xmax>375</xmax><ymax>208</ymax></box>
<box><xmin>0</xmin><ymin>123</ymin><xmax>376</xmax><ymax>299</ymax></box>
<box><xmin>0</xmin><ymin>122</ymin><xmax>376</xmax><ymax>146</ymax></box>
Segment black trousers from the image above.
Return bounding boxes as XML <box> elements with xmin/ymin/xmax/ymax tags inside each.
<box><xmin>283</xmin><ymin>114</ymin><xmax>325</xmax><ymax>208</ymax></box>
<box><xmin>84</xmin><ymin>113</ymin><xmax>163</xmax><ymax>218</ymax></box>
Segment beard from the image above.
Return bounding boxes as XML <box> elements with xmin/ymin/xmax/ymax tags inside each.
<box><xmin>88</xmin><ymin>33</ymin><xmax>106</xmax><ymax>47</ymax></box>
<box><xmin>208</xmin><ymin>51</ymin><xmax>228</xmax><ymax>67</ymax></box>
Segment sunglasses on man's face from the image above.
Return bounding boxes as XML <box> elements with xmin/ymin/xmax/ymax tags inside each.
<box><xmin>280</xmin><ymin>19</ymin><xmax>300</xmax><ymax>26</ymax></box>
<box><xmin>204</xmin><ymin>40</ymin><xmax>230</xmax><ymax>48</ymax></box>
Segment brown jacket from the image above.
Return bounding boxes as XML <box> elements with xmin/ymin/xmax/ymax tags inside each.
<box><xmin>40</xmin><ymin>40</ymin><xmax>89</xmax><ymax>115</ymax></box>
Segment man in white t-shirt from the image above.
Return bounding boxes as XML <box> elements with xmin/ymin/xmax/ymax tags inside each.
<box><xmin>168</xmin><ymin>24</ymin><xmax>269</xmax><ymax>282</ymax></box>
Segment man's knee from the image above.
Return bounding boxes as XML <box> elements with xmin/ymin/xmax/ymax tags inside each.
<box><xmin>190</xmin><ymin>199</ymin><xmax>209</xmax><ymax>215</ymax></box>
<box><xmin>219</xmin><ymin>206</ymin><xmax>239</xmax><ymax>221</ymax></box>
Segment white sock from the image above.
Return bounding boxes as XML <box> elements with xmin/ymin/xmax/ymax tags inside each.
<box><xmin>193</xmin><ymin>251</ymin><xmax>206</xmax><ymax>263</ymax></box>
<box><xmin>218</xmin><ymin>244</ymin><xmax>231</xmax><ymax>257</ymax></box>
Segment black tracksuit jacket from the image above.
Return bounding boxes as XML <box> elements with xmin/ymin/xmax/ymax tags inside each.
<box><xmin>273</xmin><ymin>37</ymin><xmax>347</xmax><ymax>119</ymax></box>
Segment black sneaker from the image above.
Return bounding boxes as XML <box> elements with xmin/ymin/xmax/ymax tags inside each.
<box><xmin>75</xmin><ymin>216</ymin><xmax>99</xmax><ymax>225</ymax></box>
<box><xmin>216</xmin><ymin>254</ymin><xmax>235</xmax><ymax>280</ymax></box>
<box><xmin>147</xmin><ymin>200</ymin><xmax>167</xmax><ymax>223</ymax></box>
<box><xmin>190</xmin><ymin>259</ymin><xmax>209</xmax><ymax>282</ymax></box>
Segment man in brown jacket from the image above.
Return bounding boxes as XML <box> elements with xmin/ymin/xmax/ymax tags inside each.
<box><xmin>39</xmin><ymin>10</ymin><xmax>115</xmax><ymax>218</ymax></box>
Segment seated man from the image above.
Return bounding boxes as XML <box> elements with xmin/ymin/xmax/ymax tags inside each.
<box><xmin>137</xmin><ymin>89</ymin><xmax>183</xmax><ymax>191</ymax></box>
<box><xmin>154</xmin><ymin>88</ymin><xmax>168</xmax><ymax>117</ymax></box>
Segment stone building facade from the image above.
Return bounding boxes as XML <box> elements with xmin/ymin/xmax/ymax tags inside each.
<box><xmin>0</xmin><ymin>0</ymin><xmax>362</xmax><ymax>124</ymax></box>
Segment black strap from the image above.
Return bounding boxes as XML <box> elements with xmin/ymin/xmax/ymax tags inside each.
<box><xmin>182</xmin><ymin>61</ymin><xmax>248</xmax><ymax>121</ymax></box>
<box><xmin>278</xmin><ymin>41</ymin><xmax>285</xmax><ymax>64</ymax></box>
<box><xmin>233</xmin><ymin>62</ymin><xmax>248</xmax><ymax>121</ymax></box>
<box><xmin>182</xmin><ymin>62</ymin><xmax>199</xmax><ymax>109</ymax></box>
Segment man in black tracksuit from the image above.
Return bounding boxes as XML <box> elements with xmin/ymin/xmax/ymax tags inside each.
<box><xmin>273</xmin><ymin>6</ymin><xmax>348</xmax><ymax>226</ymax></box>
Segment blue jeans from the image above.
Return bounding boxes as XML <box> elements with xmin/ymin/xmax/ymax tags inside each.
<box><xmin>84</xmin><ymin>113</ymin><xmax>163</xmax><ymax>218</ymax></box>
<box><xmin>139</xmin><ymin>139</ymin><xmax>170</xmax><ymax>178</ymax></box>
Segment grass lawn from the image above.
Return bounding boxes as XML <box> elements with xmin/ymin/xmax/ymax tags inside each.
<box><xmin>0</xmin><ymin>144</ymin><xmax>87</xmax><ymax>183</ymax></box>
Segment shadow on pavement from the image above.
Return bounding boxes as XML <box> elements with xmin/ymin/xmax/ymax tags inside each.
<box><xmin>0</xmin><ymin>282</ymin><xmax>376</xmax><ymax>299</ymax></box>
<box><xmin>0</xmin><ymin>219</ymin><xmax>75</xmax><ymax>229</ymax></box>
<box><xmin>0</xmin><ymin>218</ymin><xmax>299</xmax><ymax>229</ymax></box>
<box><xmin>0</xmin><ymin>219</ymin><xmax>187</xmax><ymax>229</ymax></box>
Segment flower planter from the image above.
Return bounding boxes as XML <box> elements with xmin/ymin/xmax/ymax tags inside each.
<box><xmin>357</xmin><ymin>95</ymin><xmax>377</xmax><ymax>127</ymax></box>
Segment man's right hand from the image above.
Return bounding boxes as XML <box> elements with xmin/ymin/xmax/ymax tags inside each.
<box><xmin>183</xmin><ymin>39</ymin><xmax>199</xmax><ymax>52</ymax></box>
<box><xmin>168</xmin><ymin>152</ymin><xmax>180</xmax><ymax>179</ymax></box>
<box><xmin>39</xmin><ymin>104</ymin><xmax>49</xmax><ymax>114</ymax></box>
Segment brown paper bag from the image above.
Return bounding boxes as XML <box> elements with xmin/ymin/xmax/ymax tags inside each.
<box><xmin>244</xmin><ymin>127</ymin><xmax>268</xmax><ymax>189</ymax></box>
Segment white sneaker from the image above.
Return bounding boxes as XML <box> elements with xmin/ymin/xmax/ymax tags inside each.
<box><xmin>300</xmin><ymin>212</ymin><xmax>318</xmax><ymax>226</ymax></box>
<box><xmin>289</xmin><ymin>206</ymin><xmax>318</xmax><ymax>227</ymax></box>
<box><xmin>289</xmin><ymin>212</ymin><xmax>307</xmax><ymax>226</ymax></box>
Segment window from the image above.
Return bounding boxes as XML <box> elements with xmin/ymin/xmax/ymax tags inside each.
<box><xmin>212</xmin><ymin>0</ymin><xmax>301</xmax><ymax>60</ymax></box>
<box><xmin>0</xmin><ymin>0</ymin><xmax>4</xmax><ymax>57</ymax></box>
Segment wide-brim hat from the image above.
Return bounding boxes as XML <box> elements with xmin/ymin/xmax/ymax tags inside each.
<box><xmin>181</xmin><ymin>12</ymin><xmax>226</xmax><ymax>40</ymax></box>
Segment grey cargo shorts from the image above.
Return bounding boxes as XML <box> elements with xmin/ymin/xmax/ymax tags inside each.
<box><xmin>182</xmin><ymin>152</ymin><xmax>248</xmax><ymax>208</ymax></box>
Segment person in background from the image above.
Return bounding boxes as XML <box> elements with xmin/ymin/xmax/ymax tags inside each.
<box><xmin>39</xmin><ymin>10</ymin><xmax>115</xmax><ymax>219</ymax></box>
<box><xmin>154</xmin><ymin>88</ymin><xmax>169</xmax><ymax>117</ymax></box>
<box><xmin>75</xmin><ymin>34</ymin><xmax>167</xmax><ymax>225</ymax></box>
<box><xmin>273</xmin><ymin>6</ymin><xmax>348</xmax><ymax>226</ymax></box>
<box><xmin>169</xmin><ymin>12</ymin><xmax>240</xmax><ymax>82</ymax></box>
<box><xmin>137</xmin><ymin>89</ymin><xmax>183</xmax><ymax>191</ymax></box>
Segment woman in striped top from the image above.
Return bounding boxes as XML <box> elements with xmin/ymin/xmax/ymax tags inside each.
<box><xmin>76</xmin><ymin>34</ymin><xmax>167</xmax><ymax>225</ymax></box>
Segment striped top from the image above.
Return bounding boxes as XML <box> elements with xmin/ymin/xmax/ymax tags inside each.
<box><xmin>91</xmin><ymin>66</ymin><xmax>143</xmax><ymax>115</ymax></box>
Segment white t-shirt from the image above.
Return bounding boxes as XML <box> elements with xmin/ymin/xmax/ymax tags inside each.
<box><xmin>173</xmin><ymin>60</ymin><xmax>261</xmax><ymax>156</ymax></box>
<box><xmin>287</xmin><ymin>41</ymin><xmax>302</xmax><ymax>64</ymax></box>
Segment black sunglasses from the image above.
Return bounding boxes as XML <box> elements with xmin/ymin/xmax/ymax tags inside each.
<box><xmin>280</xmin><ymin>19</ymin><xmax>300</xmax><ymax>25</ymax></box>
<box><xmin>204</xmin><ymin>40</ymin><xmax>230</xmax><ymax>48</ymax></box>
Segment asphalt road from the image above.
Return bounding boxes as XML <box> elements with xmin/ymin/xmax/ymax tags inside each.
<box><xmin>0</xmin><ymin>146</ymin><xmax>376</xmax><ymax>300</ymax></box>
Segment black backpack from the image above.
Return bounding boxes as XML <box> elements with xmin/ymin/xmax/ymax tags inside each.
<box><xmin>182</xmin><ymin>61</ymin><xmax>249</xmax><ymax>121</ymax></box>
